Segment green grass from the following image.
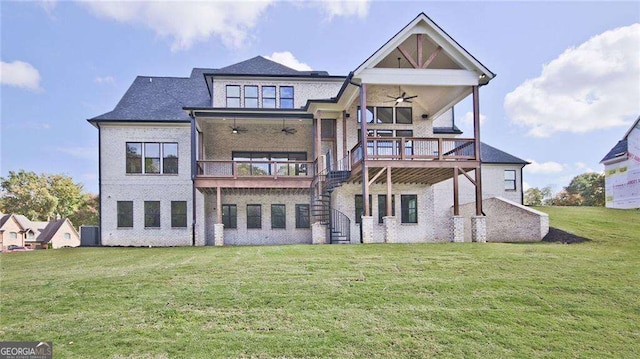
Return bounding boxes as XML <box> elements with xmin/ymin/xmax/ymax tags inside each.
<box><xmin>1</xmin><ymin>207</ymin><xmax>638</xmax><ymax>358</ymax></box>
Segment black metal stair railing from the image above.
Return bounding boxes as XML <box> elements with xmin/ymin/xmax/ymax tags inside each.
<box><xmin>309</xmin><ymin>153</ymin><xmax>352</xmax><ymax>243</ymax></box>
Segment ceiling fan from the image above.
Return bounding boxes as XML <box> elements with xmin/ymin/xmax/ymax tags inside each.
<box><xmin>229</xmin><ymin>118</ymin><xmax>247</xmax><ymax>134</ymax></box>
<box><xmin>281</xmin><ymin>119</ymin><xmax>296</xmax><ymax>135</ymax></box>
<box><xmin>385</xmin><ymin>57</ymin><xmax>417</xmax><ymax>106</ymax></box>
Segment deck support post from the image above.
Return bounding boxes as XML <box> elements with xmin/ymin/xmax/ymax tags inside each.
<box><xmin>360</xmin><ymin>84</ymin><xmax>370</xmax><ymax>218</ymax></box>
<box><xmin>386</xmin><ymin>167</ymin><xmax>392</xmax><ymax>218</ymax></box>
<box><xmin>315</xmin><ymin>111</ymin><xmax>322</xmax><ymax>170</ymax></box>
<box><xmin>473</xmin><ymin>85</ymin><xmax>483</xmax><ymax>217</ymax></box>
<box><xmin>453</xmin><ymin>167</ymin><xmax>459</xmax><ymax>216</ymax></box>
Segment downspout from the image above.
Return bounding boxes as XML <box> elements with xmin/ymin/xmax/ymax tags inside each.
<box><xmin>97</xmin><ymin>123</ymin><xmax>102</xmax><ymax>246</ymax></box>
<box><xmin>190</xmin><ymin>112</ymin><xmax>197</xmax><ymax>246</ymax></box>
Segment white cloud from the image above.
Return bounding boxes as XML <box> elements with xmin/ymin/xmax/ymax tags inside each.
<box><xmin>313</xmin><ymin>0</ymin><xmax>370</xmax><ymax>20</ymax></box>
<box><xmin>505</xmin><ymin>24</ymin><xmax>640</xmax><ymax>137</ymax></box>
<box><xmin>525</xmin><ymin>160</ymin><xmax>564</xmax><ymax>174</ymax></box>
<box><xmin>38</xmin><ymin>0</ymin><xmax>58</xmax><ymax>17</ymax></box>
<box><xmin>80</xmin><ymin>1</ymin><xmax>276</xmax><ymax>50</ymax></box>
<box><xmin>95</xmin><ymin>76</ymin><xmax>115</xmax><ymax>85</ymax></box>
<box><xmin>523</xmin><ymin>181</ymin><xmax>531</xmax><ymax>191</ymax></box>
<box><xmin>264</xmin><ymin>51</ymin><xmax>312</xmax><ymax>71</ymax></box>
<box><xmin>460</xmin><ymin>111</ymin><xmax>487</xmax><ymax>126</ymax></box>
<box><xmin>0</xmin><ymin>60</ymin><xmax>42</xmax><ymax>91</ymax></box>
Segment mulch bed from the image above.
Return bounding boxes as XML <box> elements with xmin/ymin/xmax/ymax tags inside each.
<box><xmin>542</xmin><ymin>227</ymin><xmax>590</xmax><ymax>244</ymax></box>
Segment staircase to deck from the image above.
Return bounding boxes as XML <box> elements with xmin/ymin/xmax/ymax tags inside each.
<box><xmin>310</xmin><ymin>155</ymin><xmax>352</xmax><ymax>244</ymax></box>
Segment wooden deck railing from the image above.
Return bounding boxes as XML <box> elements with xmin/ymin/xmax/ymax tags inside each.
<box><xmin>350</xmin><ymin>137</ymin><xmax>476</xmax><ymax>167</ymax></box>
<box><xmin>196</xmin><ymin>160</ymin><xmax>314</xmax><ymax>179</ymax></box>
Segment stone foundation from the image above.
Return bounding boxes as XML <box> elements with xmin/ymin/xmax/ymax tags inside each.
<box><xmin>451</xmin><ymin>216</ymin><xmax>465</xmax><ymax>242</ymax></box>
<box><xmin>214</xmin><ymin>223</ymin><xmax>224</xmax><ymax>246</ymax></box>
<box><xmin>361</xmin><ymin>216</ymin><xmax>374</xmax><ymax>243</ymax></box>
<box><xmin>471</xmin><ymin>216</ymin><xmax>487</xmax><ymax>243</ymax></box>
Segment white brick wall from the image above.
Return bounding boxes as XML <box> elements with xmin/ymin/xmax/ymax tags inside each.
<box><xmin>202</xmin><ymin>192</ymin><xmax>312</xmax><ymax>245</ymax></box>
<box><xmin>331</xmin><ymin>183</ymin><xmax>435</xmax><ymax>243</ymax></box>
<box><xmin>212</xmin><ymin>78</ymin><xmax>343</xmax><ymax>108</ymax></box>
<box><xmin>459</xmin><ymin>197</ymin><xmax>548</xmax><ymax>242</ymax></box>
<box><xmin>100</xmin><ymin>123</ymin><xmax>195</xmax><ymax>246</ymax></box>
<box><xmin>431</xmin><ymin>164</ymin><xmax>525</xmax><ymax>241</ymax></box>
<box><xmin>200</xmin><ymin>121</ymin><xmax>313</xmax><ymax>161</ymax></box>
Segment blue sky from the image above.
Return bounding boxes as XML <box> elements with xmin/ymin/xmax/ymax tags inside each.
<box><xmin>1</xmin><ymin>1</ymin><xmax>639</xmax><ymax>194</ymax></box>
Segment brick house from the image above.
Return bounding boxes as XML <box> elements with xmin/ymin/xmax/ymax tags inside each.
<box><xmin>89</xmin><ymin>13</ymin><xmax>547</xmax><ymax>246</ymax></box>
<box><xmin>0</xmin><ymin>213</ymin><xmax>80</xmax><ymax>249</ymax></box>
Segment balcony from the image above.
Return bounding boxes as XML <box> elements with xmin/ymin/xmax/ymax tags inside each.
<box><xmin>348</xmin><ymin>137</ymin><xmax>479</xmax><ymax>184</ymax></box>
<box><xmin>195</xmin><ymin>160</ymin><xmax>314</xmax><ymax>189</ymax></box>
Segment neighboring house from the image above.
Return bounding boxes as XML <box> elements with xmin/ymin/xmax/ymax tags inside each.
<box><xmin>0</xmin><ymin>214</ymin><xmax>80</xmax><ymax>249</ymax></box>
<box><xmin>89</xmin><ymin>13</ymin><xmax>546</xmax><ymax>246</ymax></box>
<box><xmin>600</xmin><ymin>116</ymin><xmax>640</xmax><ymax>209</ymax></box>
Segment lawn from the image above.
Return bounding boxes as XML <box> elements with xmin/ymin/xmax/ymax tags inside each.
<box><xmin>1</xmin><ymin>207</ymin><xmax>638</xmax><ymax>358</ymax></box>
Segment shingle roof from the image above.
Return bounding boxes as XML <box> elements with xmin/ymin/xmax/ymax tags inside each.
<box><xmin>600</xmin><ymin>139</ymin><xmax>628</xmax><ymax>163</ymax></box>
<box><xmin>481</xmin><ymin>142</ymin><xmax>528</xmax><ymax>165</ymax></box>
<box><xmin>207</xmin><ymin>56</ymin><xmax>329</xmax><ymax>77</ymax></box>
<box><xmin>89</xmin><ymin>69</ymin><xmax>210</xmax><ymax>122</ymax></box>
<box><xmin>600</xmin><ymin>116</ymin><xmax>639</xmax><ymax>163</ymax></box>
<box><xmin>433</xmin><ymin>126</ymin><xmax>463</xmax><ymax>134</ymax></box>
<box><xmin>0</xmin><ymin>214</ymin><xmax>11</xmax><ymax>229</ymax></box>
<box><xmin>14</xmin><ymin>215</ymin><xmax>32</xmax><ymax>230</ymax></box>
<box><xmin>36</xmin><ymin>219</ymin><xmax>66</xmax><ymax>244</ymax></box>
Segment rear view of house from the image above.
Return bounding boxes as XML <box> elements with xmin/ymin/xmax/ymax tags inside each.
<box><xmin>89</xmin><ymin>13</ymin><xmax>546</xmax><ymax>246</ymax></box>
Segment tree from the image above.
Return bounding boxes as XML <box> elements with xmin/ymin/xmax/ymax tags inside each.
<box><xmin>68</xmin><ymin>193</ymin><xmax>99</xmax><ymax>226</ymax></box>
<box><xmin>48</xmin><ymin>174</ymin><xmax>84</xmax><ymax>218</ymax></box>
<box><xmin>565</xmin><ymin>172</ymin><xmax>605</xmax><ymax>206</ymax></box>
<box><xmin>553</xmin><ymin>172</ymin><xmax>605</xmax><ymax>207</ymax></box>
<box><xmin>524</xmin><ymin>188</ymin><xmax>543</xmax><ymax>206</ymax></box>
<box><xmin>0</xmin><ymin>170</ymin><xmax>58</xmax><ymax>220</ymax></box>
<box><xmin>524</xmin><ymin>186</ymin><xmax>554</xmax><ymax>206</ymax></box>
<box><xmin>0</xmin><ymin>170</ymin><xmax>91</xmax><ymax>221</ymax></box>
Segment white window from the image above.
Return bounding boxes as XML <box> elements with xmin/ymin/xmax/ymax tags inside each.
<box><xmin>64</xmin><ymin>233</ymin><xmax>71</xmax><ymax>240</ymax></box>
<box><xmin>504</xmin><ymin>170</ymin><xmax>517</xmax><ymax>190</ymax></box>
<box><xmin>9</xmin><ymin>232</ymin><xmax>17</xmax><ymax>239</ymax></box>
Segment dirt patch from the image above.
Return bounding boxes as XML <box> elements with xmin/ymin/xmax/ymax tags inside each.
<box><xmin>542</xmin><ymin>227</ymin><xmax>590</xmax><ymax>244</ymax></box>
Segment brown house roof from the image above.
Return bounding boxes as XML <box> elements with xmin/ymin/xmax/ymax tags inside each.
<box><xmin>35</xmin><ymin>219</ymin><xmax>67</xmax><ymax>244</ymax></box>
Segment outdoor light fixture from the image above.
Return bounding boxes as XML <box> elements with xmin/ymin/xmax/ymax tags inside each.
<box><xmin>422</xmin><ymin>114</ymin><xmax>429</xmax><ymax>119</ymax></box>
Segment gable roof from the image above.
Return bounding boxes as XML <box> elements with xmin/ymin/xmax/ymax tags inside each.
<box><xmin>205</xmin><ymin>56</ymin><xmax>330</xmax><ymax>77</ymax></box>
<box><xmin>0</xmin><ymin>214</ymin><xmax>11</xmax><ymax>230</ymax></box>
<box><xmin>36</xmin><ymin>219</ymin><xmax>66</xmax><ymax>244</ymax></box>
<box><xmin>600</xmin><ymin>115</ymin><xmax>640</xmax><ymax>163</ymax></box>
<box><xmin>353</xmin><ymin>12</ymin><xmax>495</xmax><ymax>81</ymax></box>
<box><xmin>0</xmin><ymin>214</ymin><xmax>31</xmax><ymax>232</ymax></box>
<box><xmin>481</xmin><ymin>143</ymin><xmax>529</xmax><ymax>165</ymax></box>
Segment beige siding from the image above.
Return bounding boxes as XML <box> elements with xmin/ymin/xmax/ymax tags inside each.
<box><xmin>50</xmin><ymin>220</ymin><xmax>81</xmax><ymax>249</ymax></box>
<box><xmin>0</xmin><ymin>217</ymin><xmax>25</xmax><ymax>248</ymax></box>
